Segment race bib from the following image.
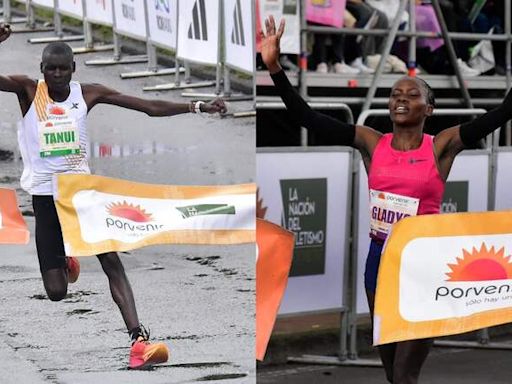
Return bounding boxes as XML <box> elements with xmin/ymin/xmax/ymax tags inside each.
<box><xmin>369</xmin><ymin>189</ymin><xmax>419</xmax><ymax>241</ymax></box>
<box><xmin>39</xmin><ymin>118</ymin><xmax>80</xmax><ymax>157</ymax></box>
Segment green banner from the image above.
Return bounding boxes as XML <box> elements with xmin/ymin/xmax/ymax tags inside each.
<box><xmin>280</xmin><ymin>178</ymin><xmax>327</xmax><ymax>277</ymax></box>
<box><xmin>441</xmin><ymin>181</ymin><xmax>469</xmax><ymax>213</ymax></box>
<box><xmin>40</xmin><ymin>148</ymin><xmax>80</xmax><ymax>158</ymax></box>
<box><xmin>176</xmin><ymin>204</ymin><xmax>236</xmax><ymax>219</ymax></box>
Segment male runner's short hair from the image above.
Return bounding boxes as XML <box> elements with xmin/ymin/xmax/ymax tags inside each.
<box><xmin>42</xmin><ymin>42</ymin><xmax>74</xmax><ymax>63</ymax></box>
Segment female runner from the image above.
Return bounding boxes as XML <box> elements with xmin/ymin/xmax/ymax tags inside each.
<box><xmin>260</xmin><ymin>16</ymin><xmax>511</xmax><ymax>384</ymax></box>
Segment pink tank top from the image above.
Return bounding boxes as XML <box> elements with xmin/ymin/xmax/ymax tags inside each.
<box><xmin>368</xmin><ymin>133</ymin><xmax>445</xmax><ymax>241</ymax></box>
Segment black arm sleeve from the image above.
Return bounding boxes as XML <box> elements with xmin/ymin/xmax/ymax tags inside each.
<box><xmin>270</xmin><ymin>70</ymin><xmax>355</xmax><ymax>145</ymax></box>
<box><xmin>459</xmin><ymin>87</ymin><xmax>512</xmax><ymax>146</ymax></box>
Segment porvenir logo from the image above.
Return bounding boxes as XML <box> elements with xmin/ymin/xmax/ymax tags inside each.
<box><xmin>48</xmin><ymin>105</ymin><xmax>66</xmax><ymax>115</ymax></box>
<box><xmin>105</xmin><ymin>201</ymin><xmax>163</xmax><ymax>232</ymax></box>
<box><xmin>435</xmin><ymin>243</ymin><xmax>512</xmax><ymax>303</ymax></box>
<box><xmin>176</xmin><ymin>204</ymin><xmax>235</xmax><ymax>219</ymax></box>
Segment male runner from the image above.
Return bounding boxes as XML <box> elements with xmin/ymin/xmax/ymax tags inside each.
<box><xmin>0</xmin><ymin>24</ymin><xmax>227</xmax><ymax>369</ymax></box>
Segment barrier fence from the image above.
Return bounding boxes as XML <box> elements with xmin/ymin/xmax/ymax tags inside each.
<box><xmin>6</xmin><ymin>0</ymin><xmax>254</xmax><ymax>101</ymax></box>
<box><xmin>257</xmin><ymin>146</ymin><xmax>353</xmax><ymax>359</ymax></box>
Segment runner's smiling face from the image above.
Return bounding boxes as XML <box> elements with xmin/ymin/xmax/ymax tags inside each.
<box><xmin>388</xmin><ymin>77</ymin><xmax>433</xmax><ymax>128</ymax></box>
<box><xmin>40</xmin><ymin>53</ymin><xmax>75</xmax><ymax>92</ymax></box>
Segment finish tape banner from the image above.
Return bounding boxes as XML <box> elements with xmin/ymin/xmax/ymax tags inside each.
<box><xmin>113</xmin><ymin>0</ymin><xmax>147</xmax><ymax>40</ymax></box>
<box><xmin>59</xmin><ymin>0</ymin><xmax>83</xmax><ymax>18</ymax></box>
<box><xmin>86</xmin><ymin>0</ymin><xmax>114</xmax><ymax>26</ymax></box>
<box><xmin>224</xmin><ymin>0</ymin><xmax>254</xmax><ymax>74</ymax></box>
<box><xmin>53</xmin><ymin>174</ymin><xmax>255</xmax><ymax>256</ymax></box>
<box><xmin>0</xmin><ymin>189</ymin><xmax>29</xmax><ymax>245</ymax></box>
<box><xmin>147</xmin><ymin>0</ymin><xmax>178</xmax><ymax>49</ymax></box>
<box><xmin>374</xmin><ymin>210</ymin><xmax>512</xmax><ymax>346</ymax></box>
<box><xmin>256</xmin><ymin>219</ymin><xmax>294</xmax><ymax>361</ymax></box>
<box><xmin>177</xmin><ymin>0</ymin><xmax>219</xmax><ymax>65</ymax></box>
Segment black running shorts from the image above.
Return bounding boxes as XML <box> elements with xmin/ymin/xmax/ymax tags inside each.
<box><xmin>32</xmin><ymin>195</ymin><xmax>67</xmax><ymax>272</ymax></box>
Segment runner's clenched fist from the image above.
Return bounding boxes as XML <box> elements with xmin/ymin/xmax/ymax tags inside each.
<box><xmin>0</xmin><ymin>23</ymin><xmax>11</xmax><ymax>43</ymax></box>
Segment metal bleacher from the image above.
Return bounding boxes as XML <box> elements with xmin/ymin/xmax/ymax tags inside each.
<box><xmin>256</xmin><ymin>0</ymin><xmax>512</xmax><ymax>144</ymax></box>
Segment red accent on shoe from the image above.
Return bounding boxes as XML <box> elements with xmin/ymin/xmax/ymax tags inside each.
<box><xmin>66</xmin><ymin>257</ymin><xmax>80</xmax><ymax>284</ymax></box>
<box><xmin>129</xmin><ymin>337</ymin><xmax>169</xmax><ymax>369</ymax></box>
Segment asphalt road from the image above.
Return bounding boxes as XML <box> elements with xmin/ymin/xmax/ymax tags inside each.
<box><xmin>0</xmin><ymin>26</ymin><xmax>255</xmax><ymax>383</ymax></box>
<box><xmin>257</xmin><ymin>341</ymin><xmax>512</xmax><ymax>383</ymax></box>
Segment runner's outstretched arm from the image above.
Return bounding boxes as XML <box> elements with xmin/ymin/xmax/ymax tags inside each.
<box><xmin>0</xmin><ymin>24</ymin><xmax>35</xmax><ymax>96</ymax></box>
<box><xmin>436</xmin><ymin>86</ymin><xmax>512</xmax><ymax>157</ymax></box>
<box><xmin>83</xmin><ymin>83</ymin><xmax>227</xmax><ymax>116</ymax></box>
<box><xmin>260</xmin><ymin>16</ymin><xmax>380</xmax><ymax>155</ymax></box>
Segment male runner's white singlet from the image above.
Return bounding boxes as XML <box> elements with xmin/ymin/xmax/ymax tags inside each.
<box><xmin>18</xmin><ymin>80</ymin><xmax>89</xmax><ymax>195</ymax></box>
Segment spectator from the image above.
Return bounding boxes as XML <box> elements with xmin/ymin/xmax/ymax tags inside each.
<box><xmin>415</xmin><ymin>1</ymin><xmax>480</xmax><ymax>76</ymax></box>
<box><xmin>345</xmin><ymin>0</ymin><xmax>407</xmax><ymax>73</ymax></box>
<box><xmin>311</xmin><ymin>10</ymin><xmax>359</xmax><ymax>74</ymax></box>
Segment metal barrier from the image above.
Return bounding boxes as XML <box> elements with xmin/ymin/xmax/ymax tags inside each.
<box><xmin>10</xmin><ymin>0</ymin><xmax>254</xmax><ymax>105</ymax></box>
<box><xmin>274</xmin><ymin>0</ymin><xmax>512</xmax><ymax>142</ymax></box>
<box><xmin>6</xmin><ymin>0</ymin><xmax>54</xmax><ymax>33</ymax></box>
<box><xmin>258</xmin><ymin>146</ymin><xmax>354</xmax><ymax>362</ymax></box>
<box><xmin>1</xmin><ymin>0</ymin><xmax>29</xmax><ymax>24</ymax></box>
<box><xmin>257</xmin><ymin>99</ymin><xmax>354</xmax><ymax>146</ymax></box>
<box><xmin>84</xmin><ymin>0</ymin><xmax>149</xmax><ymax>66</ymax></box>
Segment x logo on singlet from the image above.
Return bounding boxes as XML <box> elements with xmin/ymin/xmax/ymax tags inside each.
<box><xmin>71</xmin><ymin>103</ymin><xmax>79</xmax><ymax>109</ymax></box>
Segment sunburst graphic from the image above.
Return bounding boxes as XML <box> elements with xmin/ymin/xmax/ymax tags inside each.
<box><xmin>49</xmin><ymin>105</ymin><xmax>66</xmax><ymax>115</ymax></box>
<box><xmin>446</xmin><ymin>243</ymin><xmax>512</xmax><ymax>282</ymax></box>
<box><xmin>106</xmin><ymin>201</ymin><xmax>152</xmax><ymax>222</ymax></box>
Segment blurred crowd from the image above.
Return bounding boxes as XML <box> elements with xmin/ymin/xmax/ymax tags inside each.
<box><xmin>277</xmin><ymin>0</ymin><xmax>507</xmax><ymax>77</ymax></box>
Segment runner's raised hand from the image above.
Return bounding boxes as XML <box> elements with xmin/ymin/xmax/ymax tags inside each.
<box><xmin>260</xmin><ymin>16</ymin><xmax>285</xmax><ymax>74</ymax></box>
<box><xmin>0</xmin><ymin>23</ymin><xmax>11</xmax><ymax>43</ymax></box>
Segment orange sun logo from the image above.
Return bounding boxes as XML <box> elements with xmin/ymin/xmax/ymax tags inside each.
<box><xmin>106</xmin><ymin>201</ymin><xmax>152</xmax><ymax>222</ymax></box>
<box><xmin>446</xmin><ymin>243</ymin><xmax>512</xmax><ymax>282</ymax></box>
<box><xmin>49</xmin><ymin>105</ymin><xmax>66</xmax><ymax>115</ymax></box>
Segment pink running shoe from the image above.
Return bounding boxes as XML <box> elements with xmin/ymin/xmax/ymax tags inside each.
<box><xmin>129</xmin><ymin>327</ymin><xmax>169</xmax><ymax>369</ymax></box>
<box><xmin>66</xmin><ymin>257</ymin><xmax>80</xmax><ymax>284</ymax></box>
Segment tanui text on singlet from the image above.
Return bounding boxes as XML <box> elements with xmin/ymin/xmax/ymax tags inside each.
<box><xmin>43</xmin><ymin>131</ymin><xmax>75</xmax><ymax>145</ymax></box>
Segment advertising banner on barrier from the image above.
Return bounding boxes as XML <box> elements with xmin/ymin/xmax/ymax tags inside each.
<box><xmin>258</xmin><ymin>0</ymin><xmax>300</xmax><ymax>54</ymax></box>
<box><xmin>59</xmin><ymin>0</ymin><xmax>83</xmax><ymax>18</ymax></box>
<box><xmin>54</xmin><ymin>174</ymin><xmax>255</xmax><ymax>256</ymax></box>
<box><xmin>256</xmin><ymin>218</ymin><xmax>294</xmax><ymax>361</ymax></box>
<box><xmin>86</xmin><ymin>0</ymin><xmax>114</xmax><ymax>26</ymax></box>
<box><xmin>113</xmin><ymin>0</ymin><xmax>147</xmax><ymax>39</ymax></box>
<box><xmin>224</xmin><ymin>0</ymin><xmax>254</xmax><ymax>74</ymax></box>
<box><xmin>306</xmin><ymin>0</ymin><xmax>346</xmax><ymax>28</ymax></box>
<box><xmin>147</xmin><ymin>0</ymin><xmax>178</xmax><ymax>49</ymax></box>
<box><xmin>0</xmin><ymin>189</ymin><xmax>30</xmax><ymax>245</ymax></box>
<box><xmin>32</xmin><ymin>0</ymin><xmax>53</xmax><ymax>9</ymax></box>
<box><xmin>374</xmin><ymin>211</ymin><xmax>512</xmax><ymax>345</ymax></box>
<box><xmin>495</xmin><ymin>150</ymin><xmax>512</xmax><ymax>210</ymax></box>
<box><xmin>177</xmin><ymin>0</ymin><xmax>219</xmax><ymax>65</ymax></box>
<box><xmin>257</xmin><ymin>148</ymin><xmax>351</xmax><ymax>314</ymax></box>
<box><xmin>356</xmin><ymin>151</ymin><xmax>490</xmax><ymax>314</ymax></box>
